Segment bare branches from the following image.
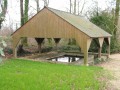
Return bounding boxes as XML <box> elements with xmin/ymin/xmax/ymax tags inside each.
<box><xmin>43</xmin><ymin>0</ymin><xmax>49</xmax><ymax>7</ymax></box>
<box><xmin>0</xmin><ymin>0</ymin><xmax>8</xmax><ymax>28</ymax></box>
<box><xmin>80</xmin><ymin>0</ymin><xmax>86</xmax><ymax>14</ymax></box>
<box><xmin>35</xmin><ymin>0</ymin><xmax>40</xmax><ymax>12</ymax></box>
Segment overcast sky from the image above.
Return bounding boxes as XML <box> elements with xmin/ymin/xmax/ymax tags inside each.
<box><xmin>3</xmin><ymin>0</ymin><xmax>114</xmax><ymax>30</ymax></box>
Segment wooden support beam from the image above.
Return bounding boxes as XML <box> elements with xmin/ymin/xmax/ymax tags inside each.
<box><xmin>83</xmin><ymin>38</ymin><xmax>92</xmax><ymax>66</ymax></box>
<box><xmin>35</xmin><ymin>38</ymin><xmax>44</xmax><ymax>53</ymax></box>
<box><xmin>13</xmin><ymin>47</ymin><xmax>17</xmax><ymax>58</ymax></box>
<box><xmin>98</xmin><ymin>38</ymin><xmax>104</xmax><ymax>58</ymax></box>
<box><xmin>84</xmin><ymin>38</ymin><xmax>92</xmax><ymax>66</ymax></box>
<box><xmin>104</xmin><ymin>37</ymin><xmax>111</xmax><ymax>58</ymax></box>
<box><xmin>83</xmin><ymin>47</ymin><xmax>88</xmax><ymax>66</ymax></box>
<box><xmin>13</xmin><ymin>37</ymin><xmax>21</xmax><ymax>58</ymax></box>
<box><xmin>98</xmin><ymin>47</ymin><xmax>102</xmax><ymax>58</ymax></box>
<box><xmin>55</xmin><ymin>58</ymin><xmax>58</xmax><ymax>61</ymax></box>
<box><xmin>71</xmin><ymin>57</ymin><xmax>75</xmax><ymax>62</ymax></box>
<box><xmin>38</xmin><ymin>43</ymin><xmax>42</xmax><ymax>53</ymax></box>
<box><xmin>107</xmin><ymin>44</ymin><xmax>110</xmax><ymax>58</ymax></box>
<box><xmin>68</xmin><ymin>57</ymin><xmax>71</xmax><ymax>62</ymax></box>
<box><xmin>77</xmin><ymin>38</ymin><xmax>92</xmax><ymax>66</ymax></box>
<box><xmin>54</xmin><ymin>38</ymin><xmax>61</xmax><ymax>51</ymax></box>
<box><xmin>35</xmin><ymin>38</ymin><xmax>44</xmax><ymax>44</ymax></box>
<box><xmin>87</xmin><ymin>38</ymin><xmax>92</xmax><ymax>51</ymax></box>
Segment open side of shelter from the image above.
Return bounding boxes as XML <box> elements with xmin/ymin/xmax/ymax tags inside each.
<box><xmin>11</xmin><ymin>7</ymin><xmax>111</xmax><ymax>65</ymax></box>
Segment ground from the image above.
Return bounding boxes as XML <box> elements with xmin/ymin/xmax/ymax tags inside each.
<box><xmin>98</xmin><ymin>54</ymin><xmax>120</xmax><ymax>90</ymax></box>
<box><xmin>0</xmin><ymin>59</ymin><xmax>104</xmax><ymax>90</ymax></box>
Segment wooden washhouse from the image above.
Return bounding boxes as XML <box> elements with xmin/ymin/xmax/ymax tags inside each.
<box><xmin>11</xmin><ymin>7</ymin><xmax>111</xmax><ymax>65</ymax></box>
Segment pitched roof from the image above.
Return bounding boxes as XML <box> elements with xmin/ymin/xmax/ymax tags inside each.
<box><xmin>48</xmin><ymin>7</ymin><xmax>111</xmax><ymax>38</ymax></box>
<box><xmin>12</xmin><ymin>7</ymin><xmax>111</xmax><ymax>38</ymax></box>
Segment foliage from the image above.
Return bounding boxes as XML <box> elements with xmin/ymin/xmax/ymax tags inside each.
<box><xmin>0</xmin><ymin>36</ymin><xmax>7</xmax><ymax>63</ymax></box>
<box><xmin>0</xmin><ymin>36</ymin><xmax>7</xmax><ymax>56</ymax></box>
<box><xmin>0</xmin><ymin>59</ymin><xmax>106</xmax><ymax>90</ymax></box>
<box><xmin>90</xmin><ymin>11</ymin><xmax>114</xmax><ymax>35</ymax></box>
<box><xmin>90</xmin><ymin>11</ymin><xmax>120</xmax><ymax>53</ymax></box>
<box><xmin>0</xmin><ymin>57</ymin><xmax>2</xmax><ymax>63</ymax></box>
<box><xmin>59</xmin><ymin>45</ymin><xmax>80</xmax><ymax>52</ymax></box>
<box><xmin>0</xmin><ymin>0</ymin><xmax>8</xmax><ymax>28</ymax></box>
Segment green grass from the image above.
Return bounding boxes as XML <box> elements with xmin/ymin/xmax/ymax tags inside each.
<box><xmin>0</xmin><ymin>59</ymin><xmax>105</xmax><ymax>90</ymax></box>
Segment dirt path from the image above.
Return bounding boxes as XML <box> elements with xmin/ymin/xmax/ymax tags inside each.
<box><xmin>98</xmin><ymin>54</ymin><xmax>120</xmax><ymax>90</ymax></box>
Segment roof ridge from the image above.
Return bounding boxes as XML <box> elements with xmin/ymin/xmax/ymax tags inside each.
<box><xmin>47</xmin><ymin>7</ymin><xmax>83</xmax><ymax>17</ymax></box>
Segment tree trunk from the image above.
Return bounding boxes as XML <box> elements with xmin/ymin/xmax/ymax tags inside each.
<box><xmin>78</xmin><ymin>1</ymin><xmax>79</xmax><ymax>15</ymax></box>
<box><xmin>20</xmin><ymin>0</ymin><xmax>24</xmax><ymax>26</ymax></box>
<box><xmin>21</xmin><ymin>0</ymin><xmax>29</xmax><ymax>46</ymax></box>
<box><xmin>36</xmin><ymin>0</ymin><xmax>40</xmax><ymax>12</ymax></box>
<box><xmin>24</xmin><ymin>0</ymin><xmax>29</xmax><ymax>23</ymax></box>
<box><xmin>74</xmin><ymin>0</ymin><xmax>76</xmax><ymax>14</ymax></box>
<box><xmin>114</xmin><ymin>0</ymin><xmax>120</xmax><ymax>38</ymax></box>
<box><xmin>43</xmin><ymin>0</ymin><xmax>49</xmax><ymax>7</ymax></box>
<box><xmin>70</xmin><ymin>0</ymin><xmax>72</xmax><ymax>13</ymax></box>
<box><xmin>68</xmin><ymin>0</ymin><xmax>72</xmax><ymax>45</ymax></box>
<box><xmin>0</xmin><ymin>0</ymin><xmax>8</xmax><ymax>29</ymax></box>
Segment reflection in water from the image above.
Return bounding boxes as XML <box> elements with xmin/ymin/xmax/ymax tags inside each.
<box><xmin>52</xmin><ymin>57</ymin><xmax>80</xmax><ymax>62</ymax></box>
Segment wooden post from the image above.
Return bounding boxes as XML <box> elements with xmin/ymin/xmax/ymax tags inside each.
<box><xmin>104</xmin><ymin>37</ymin><xmax>110</xmax><ymax>58</ymax></box>
<box><xmin>98</xmin><ymin>38</ymin><xmax>104</xmax><ymax>58</ymax></box>
<box><xmin>98</xmin><ymin>47</ymin><xmax>102</xmax><ymax>58</ymax></box>
<box><xmin>83</xmin><ymin>43</ymin><xmax>89</xmax><ymax>66</ymax></box>
<box><xmin>107</xmin><ymin>37</ymin><xmax>110</xmax><ymax>58</ymax></box>
<box><xmin>13</xmin><ymin>37</ymin><xmax>21</xmax><ymax>58</ymax></box>
<box><xmin>55</xmin><ymin>58</ymin><xmax>58</xmax><ymax>61</ymax></box>
<box><xmin>35</xmin><ymin>38</ymin><xmax>44</xmax><ymax>53</ymax></box>
<box><xmin>54</xmin><ymin>38</ymin><xmax>61</xmax><ymax>51</ymax></box>
<box><xmin>38</xmin><ymin>43</ymin><xmax>42</xmax><ymax>53</ymax></box>
<box><xmin>107</xmin><ymin>44</ymin><xmax>110</xmax><ymax>58</ymax></box>
<box><xmin>68</xmin><ymin>57</ymin><xmax>71</xmax><ymax>62</ymax></box>
<box><xmin>13</xmin><ymin>47</ymin><xmax>17</xmax><ymax>58</ymax></box>
<box><xmin>84</xmin><ymin>50</ymin><xmax>88</xmax><ymax>66</ymax></box>
<box><xmin>83</xmin><ymin>38</ymin><xmax>92</xmax><ymax>66</ymax></box>
<box><xmin>71</xmin><ymin>57</ymin><xmax>75</xmax><ymax>62</ymax></box>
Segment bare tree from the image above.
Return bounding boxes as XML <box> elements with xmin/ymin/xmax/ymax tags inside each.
<box><xmin>20</xmin><ymin>0</ymin><xmax>24</xmax><ymax>26</ymax></box>
<box><xmin>43</xmin><ymin>0</ymin><xmax>49</xmax><ymax>7</ymax></box>
<box><xmin>74</xmin><ymin>0</ymin><xmax>76</xmax><ymax>14</ymax></box>
<box><xmin>24</xmin><ymin>0</ymin><xmax>29</xmax><ymax>23</ymax></box>
<box><xmin>78</xmin><ymin>1</ymin><xmax>80</xmax><ymax>15</ymax></box>
<box><xmin>80</xmin><ymin>0</ymin><xmax>86</xmax><ymax>14</ymax></box>
<box><xmin>70</xmin><ymin>0</ymin><xmax>72</xmax><ymax>13</ymax></box>
<box><xmin>114</xmin><ymin>0</ymin><xmax>120</xmax><ymax>38</ymax></box>
<box><xmin>35</xmin><ymin>0</ymin><xmax>40</xmax><ymax>12</ymax></box>
<box><xmin>0</xmin><ymin>0</ymin><xmax>8</xmax><ymax>29</ymax></box>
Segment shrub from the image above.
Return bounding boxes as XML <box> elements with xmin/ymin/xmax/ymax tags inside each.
<box><xmin>0</xmin><ymin>36</ymin><xmax>7</xmax><ymax>62</ymax></box>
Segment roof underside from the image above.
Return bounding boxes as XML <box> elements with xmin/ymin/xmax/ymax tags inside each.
<box><xmin>48</xmin><ymin>8</ymin><xmax>111</xmax><ymax>38</ymax></box>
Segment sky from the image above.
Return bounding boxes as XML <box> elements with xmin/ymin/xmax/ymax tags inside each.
<box><xmin>2</xmin><ymin>0</ymin><xmax>114</xmax><ymax>30</ymax></box>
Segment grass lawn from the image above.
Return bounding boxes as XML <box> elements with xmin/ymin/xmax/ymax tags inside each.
<box><xmin>0</xmin><ymin>59</ymin><xmax>105</xmax><ymax>90</ymax></box>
